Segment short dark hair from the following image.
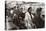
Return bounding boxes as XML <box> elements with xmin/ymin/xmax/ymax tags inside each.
<box><xmin>36</xmin><ymin>7</ymin><xmax>42</xmax><ymax>15</ymax></box>
<box><xmin>36</xmin><ymin>7</ymin><xmax>42</xmax><ymax>13</ymax></box>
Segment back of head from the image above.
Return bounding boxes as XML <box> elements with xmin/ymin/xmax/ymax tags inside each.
<box><xmin>36</xmin><ymin>7</ymin><xmax>42</xmax><ymax>16</ymax></box>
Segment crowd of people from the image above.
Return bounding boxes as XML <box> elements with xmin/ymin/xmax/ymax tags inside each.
<box><xmin>5</xmin><ymin>2</ymin><xmax>45</xmax><ymax>30</ymax></box>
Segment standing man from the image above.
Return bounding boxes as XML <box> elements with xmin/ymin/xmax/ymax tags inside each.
<box><xmin>32</xmin><ymin>7</ymin><xmax>44</xmax><ymax>28</ymax></box>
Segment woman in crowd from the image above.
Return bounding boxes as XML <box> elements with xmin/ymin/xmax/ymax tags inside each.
<box><xmin>24</xmin><ymin>7</ymin><xmax>35</xmax><ymax>29</ymax></box>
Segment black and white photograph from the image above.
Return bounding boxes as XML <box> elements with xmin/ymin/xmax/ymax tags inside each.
<box><xmin>5</xmin><ymin>0</ymin><xmax>45</xmax><ymax>30</ymax></box>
